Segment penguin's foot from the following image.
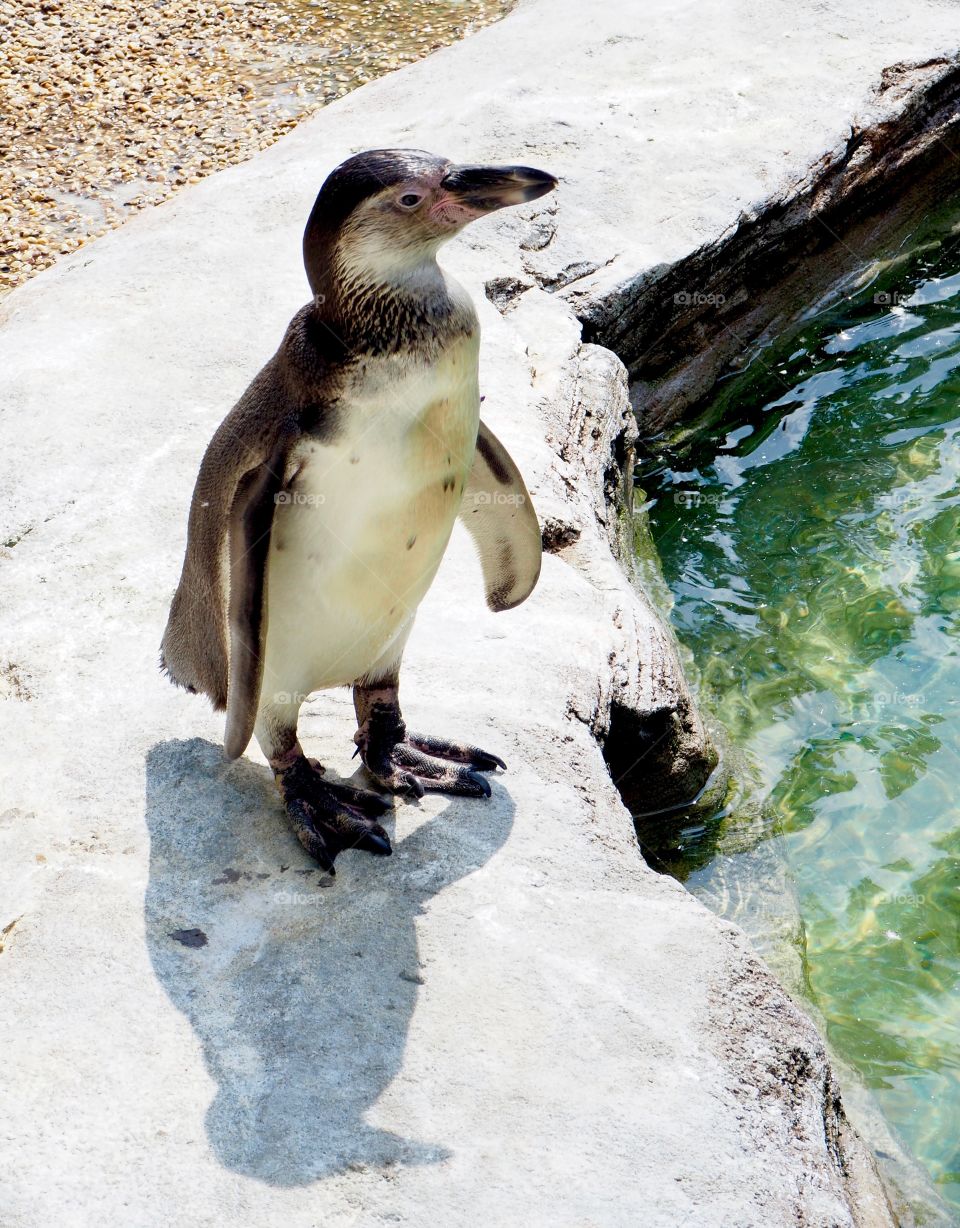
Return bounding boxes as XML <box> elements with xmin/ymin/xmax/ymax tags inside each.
<box><xmin>354</xmin><ymin>702</ymin><xmax>505</xmax><ymax>799</ymax></box>
<box><xmin>275</xmin><ymin>756</ymin><xmax>393</xmax><ymax>874</ymax></box>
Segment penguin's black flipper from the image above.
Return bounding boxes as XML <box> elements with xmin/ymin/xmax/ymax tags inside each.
<box><xmin>161</xmin><ymin>302</ymin><xmax>340</xmax><ymax>758</ymax></box>
<box><xmin>459</xmin><ymin>419</ymin><xmax>542</xmax><ymax>612</ymax></box>
<box><xmin>223</xmin><ymin>433</ymin><xmax>295</xmax><ymax>760</ymax></box>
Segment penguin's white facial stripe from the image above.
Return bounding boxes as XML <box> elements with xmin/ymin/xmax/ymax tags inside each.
<box><xmin>337</xmin><ymin>222</ymin><xmax>441</xmax><ymax>285</ymax></box>
<box><xmin>337</xmin><ymin>193</ymin><xmax>450</xmax><ymax>283</ymax></box>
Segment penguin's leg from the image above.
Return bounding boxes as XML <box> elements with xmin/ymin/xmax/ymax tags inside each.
<box><xmin>352</xmin><ymin>665</ymin><xmax>506</xmax><ymax>801</ymax></box>
<box><xmin>254</xmin><ymin>699</ymin><xmax>393</xmax><ymax>874</ymax></box>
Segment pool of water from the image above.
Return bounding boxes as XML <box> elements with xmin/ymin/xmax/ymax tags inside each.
<box><xmin>642</xmin><ymin>210</ymin><xmax>960</xmax><ymax>1209</ymax></box>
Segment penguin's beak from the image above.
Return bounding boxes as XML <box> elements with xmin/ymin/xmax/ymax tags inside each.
<box><xmin>438</xmin><ymin>164</ymin><xmax>558</xmax><ymax>213</ymax></box>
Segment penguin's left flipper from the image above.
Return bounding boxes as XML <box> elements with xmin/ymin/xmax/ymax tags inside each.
<box><xmin>458</xmin><ymin>419</ymin><xmax>542</xmax><ymax>612</ymax></box>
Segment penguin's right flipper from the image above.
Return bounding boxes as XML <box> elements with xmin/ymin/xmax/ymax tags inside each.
<box><xmin>161</xmin><ymin>403</ymin><xmax>297</xmax><ymax>753</ymax></box>
<box><xmin>459</xmin><ymin>419</ymin><xmax>542</xmax><ymax>611</ymax></box>
<box><xmin>161</xmin><ymin>304</ymin><xmax>334</xmax><ymax>758</ymax></box>
<box><xmin>222</xmin><ymin>433</ymin><xmax>296</xmax><ymax>760</ymax></box>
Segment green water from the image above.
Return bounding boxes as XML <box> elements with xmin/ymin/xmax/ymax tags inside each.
<box><xmin>643</xmin><ymin>218</ymin><xmax>960</xmax><ymax>1208</ymax></box>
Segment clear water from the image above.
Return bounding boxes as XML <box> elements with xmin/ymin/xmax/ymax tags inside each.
<box><xmin>642</xmin><ymin>216</ymin><xmax>960</xmax><ymax>1208</ymax></box>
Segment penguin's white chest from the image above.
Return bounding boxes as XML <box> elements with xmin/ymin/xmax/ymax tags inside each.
<box><xmin>262</xmin><ymin>330</ymin><xmax>481</xmax><ymax>696</ymax></box>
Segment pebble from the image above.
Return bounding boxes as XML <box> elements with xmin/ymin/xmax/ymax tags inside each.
<box><xmin>0</xmin><ymin>0</ymin><xmax>514</xmax><ymax>296</ymax></box>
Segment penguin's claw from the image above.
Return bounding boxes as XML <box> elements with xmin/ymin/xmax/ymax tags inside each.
<box><xmin>322</xmin><ymin>777</ymin><xmax>393</xmax><ymax>817</ymax></box>
<box><xmin>363</xmin><ymin>740</ymin><xmax>497</xmax><ymax>799</ymax></box>
<box><xmin>277</xmin><ymin>758</ymin><xmax>393</xmax><ymax>872</ymax></box>
<box><xmin>405</xmin><ymin>732</ymin><xmax>506</xmax><ymax>772</ymax></box>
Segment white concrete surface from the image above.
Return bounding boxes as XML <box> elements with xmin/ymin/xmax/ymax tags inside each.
<box><xmin>3</xmin><ymin>0</ymin><xmax>959</xmax><ymax>1224</ymax></box>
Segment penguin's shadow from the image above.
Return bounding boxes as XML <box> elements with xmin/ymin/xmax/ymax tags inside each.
<box><xmin>143</xmin><ymin>738</ymin><xmax>514</xmax><ymax>1187</ymax></box>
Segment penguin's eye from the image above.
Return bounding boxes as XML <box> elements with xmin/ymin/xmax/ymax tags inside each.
<box><xmin>398</xmin><ymin>192</ymin><xmax>424</xmax><ymax>209</ymax></box>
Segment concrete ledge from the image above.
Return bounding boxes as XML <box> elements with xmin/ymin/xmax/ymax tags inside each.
<box><xmin>2</xmin><ymin>1</ymin><xmax>959</xmax><ymax>1223</ymax></box>
<box><xmin>571</xmin><ymin>56</ymin><xmax>960</xmax><ymax>434</ymax></box>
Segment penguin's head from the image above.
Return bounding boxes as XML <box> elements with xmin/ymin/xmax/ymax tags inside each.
<box><xmin>304</xmin><ymin>148</ymin><xmax>557</xmax><ymax>291</ymax></box>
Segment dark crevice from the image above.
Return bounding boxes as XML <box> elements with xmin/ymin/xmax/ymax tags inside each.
<box><xmin>602</xmin><ymin>698</ymin><xmax>716</xmax><ymax>832</ymax></box>
<box><xmin>484</xmin><ymin>274</ymin><xmax>533</xmax><ymax>313</ymax></box>
<box><xmin>540</xmin><ymin>517</ymin><xmax>581</xmax><ymax>553</ymax></box>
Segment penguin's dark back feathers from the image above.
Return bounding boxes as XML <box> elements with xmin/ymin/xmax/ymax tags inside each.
<box><xmin>159</xmin><ymin>304</ymin><xmax>343</xmax><ymax>718</ymax></box>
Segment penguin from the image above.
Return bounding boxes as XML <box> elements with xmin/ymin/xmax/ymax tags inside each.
<box><xmin>161</xmin><ymin>148</ymin><xmax>556</xmax><ymax>873</ymax></box>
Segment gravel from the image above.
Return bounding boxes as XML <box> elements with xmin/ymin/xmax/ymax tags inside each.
<box><xmin>0</xmin><ymin>0</ymin><xmax>513</xmax><ymax>296</ymax></box>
